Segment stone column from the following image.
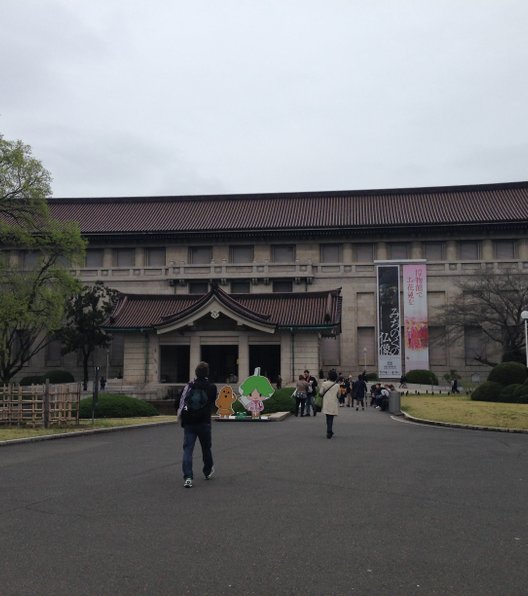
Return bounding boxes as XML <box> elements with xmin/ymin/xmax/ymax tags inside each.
<box><xmin>238</xmin><ymin>334</ymin><xmax>249</xmax><ymax>381</ymax></box>
<box><xmin>189</xmin><ymin>335</ymin><xmax>200</xmax><ymax>380</ymax></box>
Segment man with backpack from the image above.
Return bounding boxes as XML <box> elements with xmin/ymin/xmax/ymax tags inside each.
<box><xmin>177</xmin><ymin>361</ymin><xmax>218</xmax><ymax>488</ymax></box>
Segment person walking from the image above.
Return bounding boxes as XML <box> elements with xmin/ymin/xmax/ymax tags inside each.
<box><xmin>320</xmin><ymin>369</ymin><xmax>340</xmax><ymax>439</ymax></box>
<box><xmin>177</xmin><ymin>361</ymin><xmax>218</xmax><ymax>488</ymax></box>
<box><xmin>353</xmin><ymin>374</ymin><xmax>368</xmax><ymax>410</ymax></box>
<box><xmin>294</xmin><ymin>374</ymin><xmax>309</xmax><ymax>416</ymax></box>
<box><xmin>304</xmin><ymin>369</ymin><xmax>319</xmax><ymax>416</ymax></box>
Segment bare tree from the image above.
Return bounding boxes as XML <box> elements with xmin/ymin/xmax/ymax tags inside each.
<box><xmin>436</xmin><ymin>269</ymin><xmax>528</xmax><ymax>367</ymax></box>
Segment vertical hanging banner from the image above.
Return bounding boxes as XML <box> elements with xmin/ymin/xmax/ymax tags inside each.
<box><xmin>377</xmin><ymin>265</ymin><xmax>402</xmax><ymax>378</ymax></box>
<box><xmin>403</xmin><ymin>263</ymin><xmax>429</xmax><ymax>371</ymax></box>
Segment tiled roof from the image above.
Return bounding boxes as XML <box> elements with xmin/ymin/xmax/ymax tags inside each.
<box><xmin>49</xmin><ymin>181</ymin><xmax>528</xmax><ymax>235</ymax></box>
<box><xmin>105</xmin><ymin>286</ymin><xmax>342</xmax><ymax>331</ymax></box>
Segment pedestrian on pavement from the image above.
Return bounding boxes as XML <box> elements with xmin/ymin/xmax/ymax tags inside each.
<box><xmin>304</xmin><ymin>369</ymin><xmax>319</xmax><ymax>416</ymax></box>
<box><xmin>177</xmin><ymin>361</ymin><xmax>218</xmax><ymax>488</ymax></box>
<box><xmin>294</xmin><ymin>374</ymin><xmax>309</xmax><ymax>416</ymax></box>
<box><xmin>320</xmin><ymin>369</ymin><xmax>340</xmax><ymax>438</ymax></box>
<box><xmin>353</xmin><ymin>374</ymin><xmax>368</xmax><ymax>410</ymax></box>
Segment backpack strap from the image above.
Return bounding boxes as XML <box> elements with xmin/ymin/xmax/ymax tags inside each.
<box><xmin>176</xmin><ymin>380</ymin><xmax>194</xmax><ymax>416</ymax></box>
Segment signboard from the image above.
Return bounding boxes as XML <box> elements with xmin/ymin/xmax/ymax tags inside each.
<box><xmin>377</xmin><ymin>265</ymin><xmax>402</xmax><ymax>378</ymax></box>
<box><xmin>402</xmin><ymin>263</ymin><xmax>429</xmax><ymax>372</ymax></box>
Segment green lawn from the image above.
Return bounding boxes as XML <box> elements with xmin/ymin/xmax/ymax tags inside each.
<box><xmin>0</xmin><ymin>416</ymin><xmax>176</xmax><ymax>442</ymax></box>
<box><xmin>401</xmin><ymin>395</ymin><xmax>528</xmax><ymax>430</ymax></box>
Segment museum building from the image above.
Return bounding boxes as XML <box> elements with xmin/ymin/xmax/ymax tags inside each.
<box><xmin>21</xmin><ymin>180</ymin><xmax>528</xmax><ymax>390</ymax></box>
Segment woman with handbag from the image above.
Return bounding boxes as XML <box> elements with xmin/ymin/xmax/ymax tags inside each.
<box><xmin>294</xmin><ymin>374</ymin><xmax>309</xmax><ymax>416</ymax></box>
<box><xmin>319</xmin><ymin>369</ymin><xmax>340</xmax><ymax>438</ymax></box>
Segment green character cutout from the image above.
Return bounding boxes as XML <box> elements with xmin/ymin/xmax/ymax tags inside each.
<box><xmin>239</xmin><ymin>368</ymin><xmax>275</xmax><ymax>419</ymax></box>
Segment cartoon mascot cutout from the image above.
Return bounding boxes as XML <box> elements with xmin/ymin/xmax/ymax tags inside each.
<box><xmin>215</xmin><ymin>385</ymin><xmax>237</xmax><ymax>418</ymax></box>
<box><xmin>238</xmin><ymin>368</ymin><xmax>275</xmax><ymax>419</ymax></box>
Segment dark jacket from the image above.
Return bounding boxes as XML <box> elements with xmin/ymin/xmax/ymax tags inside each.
<box><xmin>179</xmin><ymin>377</ymin><xmax>217</xmax><ymax>427</ymax></box>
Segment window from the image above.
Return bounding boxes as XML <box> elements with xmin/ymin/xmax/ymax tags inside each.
<box><xmin>494</xmin><ymin>240</ymin><xmax>517</xmax><ymax>260</ymax></box>
<box><xmin>428</xmin><ymin>326</ymin><xmax>447</xmax><ymax>366</ymax></box>
<box><xmin>464</xmin><ymin>326</ymin><xmax>486</xmax><ymax>365</ymax></box>
<box><xmin>20</xmin><ymin>251</ymin><xmax>39</xmax><ymax>269</ymax></box>
<box><xmin>320</xmin><ymin>244</ymin><xmax>342</xmax><ymax>263</ymax></box>
<box><xmin>45</xmin><ymin>340</ymin><xmax>62</xmax><ymax>367</ymax></box>
<box><xmin>189</xmin><ymin>246</ymin><xmax>212</xmax><ymax>264</ymax></box>
<box><xmin>113</xmin><ymin>248</ymin><xmax>135</xmax><ymax>267</ymax></box>
<box><xmin>458</xmin><ymin>241</ymin><xmax>480</xmax><ymax>260</ymax></box>
<box><xmin>272</xmin><ymin>245</ymin><xmax>295</xmax><ymax>263</ymax></box>
<box><xmin>424</xmin><ymin>242</ymin><xmax>445</xmax><ymax>261</ymax></box>
<box><xmin>189</xmin><ymin>281</ymin><xmax>209</xmax><ymax>294</ymax></box>
<box><xmin>272</xmin><ymin>280</ymin><xmax>293</xmax><ymax>293</ymax></box>
<box><xmin>230</xmin><ymin>245</ymin><xmax>254</xmax><ymax>263</ymax></box>
<box><xmin>230</xmin><ymin>280</ymin><xmax>250</xmax><ymax>293</ymax></box>
<box><xmin>387</xmin><ymin>243</ymin><xmax>410</xmax><ymax>260</ymax></box>
<box><xmin>110</xmin><ymin>334</ymin><xmax>124</xmax><ymax>367</ymax></box>
<box><xmin>355</xmin><ymin>244</ymin><xmax>374</xmax><ymax>262</ymax></box>
<box><xmin>85</xmin><ymin>249</ymin><xmax>104</xmax><ymax>267</ymax></box>
<box><xmin>145</xmin><ymin>247</ymin><xmax>166</xmax><ymax>266</ymax></box>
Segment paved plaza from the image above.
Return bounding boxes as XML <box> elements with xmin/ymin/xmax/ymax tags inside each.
<box><xmin>1</xmin><ymin>407</ymin><xmax>527</xmax><ymax>595</ymax></box>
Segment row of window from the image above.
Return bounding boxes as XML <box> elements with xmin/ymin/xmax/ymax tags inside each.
<box><xmin>84</xmin><ymin>239</ymin><xmax>519</xmax><ymax>268</ymax></box>
<box><xmin>15</xmin><ymin>239</ymin><xmax>519</xmax><ymax>270</ymax></box>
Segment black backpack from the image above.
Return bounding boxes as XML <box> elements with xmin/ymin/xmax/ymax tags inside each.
<box><xmin>184</xmin><ymin>382</ymin><xmax>209</xmax><ymax>418</ymax></box>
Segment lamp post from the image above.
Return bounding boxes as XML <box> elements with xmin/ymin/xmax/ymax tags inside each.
<box><xmin>363</xmin><ymin>347</ymin><xmax>367</xmax><ymax>370</ymax></box>
<box><xmin>521</xmin><ymin>311</ymin><xmax>528</xmax><ymax>367</ymax></box>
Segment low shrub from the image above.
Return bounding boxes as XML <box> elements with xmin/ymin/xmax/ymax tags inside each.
<box><xmin>406</xmin><ymin>369</ymin><xmax>439</xmax><ymax>385</ymax></box>
<box><xmin>45</xmin><ymin>370</ymin><xmax>75</xmax><ymax>383</ymax></box>
<box><xmin>78</xmin><ymin>393</ymin><xmax>159</xmax><ymax>418</ymax></box>
<box><xmin>19</xmin><ymin>375</ymin><xmax>45</xmax><ymax>386</ymax></box>
<box><xmin>20</xmin><ymin>370</ymin><xmax>75</xmax><ymax>385</ymax></box>
<box><xmin>230</xmin><ymin>387</ymin><xmax>297</xmax><ymax>415</ymax></box>
<box><xmin>488</xmin><ymin>361</ymin><xmax>528</xmax><ymax>386</ymax></box>
<box><xmin>365</xmin><ymin>372</ymin><xmax>378</xmax><ymax>381</ymax></box>
<box><xmin>513</xmin><ymin>384</ymin><xmax>528</xmax><ymax>404</ymax></box>
<box><xmin>471</xmin><ymin>381</ymin><xmax>502</xmax><ymax>402</ymax></box>
<box><xmin>498</xmin><ymin>384</ymin><xmax>523</xmax><ymax>403</ymax></box>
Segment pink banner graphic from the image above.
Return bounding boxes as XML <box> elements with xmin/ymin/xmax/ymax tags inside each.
<box><xmin>403</xmin><ymin>263</ymin><xmax>429</xmax><ymax>372</ymax></box>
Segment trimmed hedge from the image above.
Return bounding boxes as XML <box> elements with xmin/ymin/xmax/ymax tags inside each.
<box><xmin>498</xmin><ymin>384</ymin><xmax>523</xmax><ymax>403</ymax></box>
<box><xmin>230</xmin><ymin>387</ymin><xmax>297</xmax><ymax>415</ymax></box>
<box><xmin>487</xmin><ymin>361</ymin><xmax>527</xmax><ymax>386</ymax></box>
<box><xmin>513</xmin><ymin>384</ymin><xmax>528</xmax><ymax>404</ymax></box>
<box><xmin>406</xmin><ymin>369</ymin><xmax>439</xmax><ymax>385</ymax></box>
<box><xmin>19</xmin><ymin>375</ymin><xmax>45</xmax><ymax>386</ymax></box>
<box><xmin>78</xmin><ymin>394</ymin><xmax>159</xmax><ymax>418</ymax></box>
<box><xmin>20</xmin><ymin>369</ymin><xmax>75</xmax><ymax>385</ymax></box>
<box><xmin>470</xmin><ymin>381</ymin><xmax>502</xmax><ymax>402</ymax></box>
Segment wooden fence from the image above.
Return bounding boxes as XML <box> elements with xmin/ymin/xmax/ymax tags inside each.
<box><xmin>0</xmin><ymin>382</ymin><xmax>81</xmax><ymax>428</ymax></box>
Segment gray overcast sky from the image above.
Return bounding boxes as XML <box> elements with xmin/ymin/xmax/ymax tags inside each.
<box><xmin>1</xmin><ymin>0</ymin><xmax>527</xmax><ymax>198</ymax></box>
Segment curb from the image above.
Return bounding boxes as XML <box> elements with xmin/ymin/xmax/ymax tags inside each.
<box><xmin>0</xmin><ymin>419</ymin><xmax>178</xmax><ymax>447</ymax></box>
<box><xmin>0</xmin><ymin>413</ymin><xmax>293</xmax><ymax>447</ymax></box>
<box><xmin>399</xmin><ymin>411</ymin><xmax>528</xmax><ymax>434</ymax></box>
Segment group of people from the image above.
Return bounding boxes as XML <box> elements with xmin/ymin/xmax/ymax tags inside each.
<box><xmin>369</xmin><ymin>382</ymin><xmax>395</xmax><ymax>410</ymax></box>
<box><xmin>293</xmin><ymin>369</ymin><xmax>319</xmax><ymax>416</ymax></box>
<box><xmin>176</xmin><ymin>362</ymin><xmax>395</xmax><ymax>488</ymax></box>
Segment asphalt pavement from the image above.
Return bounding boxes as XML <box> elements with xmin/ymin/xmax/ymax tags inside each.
<box><xmin>1</xmin><ymin>406</ymin><xmax>527</xmax><ymax>595</ymax></box>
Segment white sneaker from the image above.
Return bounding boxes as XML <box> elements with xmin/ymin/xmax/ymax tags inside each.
<box><xmin>205</xmin><ymin>466</ymin><xmax>215</xmax><ymax>480</ymax></box>
<box><xmin>184</xmin><ymin>478</ymin><xmax>193</xmax><ymax>488</ymax></box>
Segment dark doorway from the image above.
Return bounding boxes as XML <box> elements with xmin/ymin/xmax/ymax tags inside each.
<box><xmin>160</xmin><ymin>345</ymin><xmax>190</xmax><ymax>383</ymax></box>
<box><xmin>201</xmin><ymin>345</ymin><xmax>238</xmax><ymax>383</ymax></box>
<box><xmin>249</xmin><ymin>345</ymin><xmax>281</xmax><ymax>383</ymax></box>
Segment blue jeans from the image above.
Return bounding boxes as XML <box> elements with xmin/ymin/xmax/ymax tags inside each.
<box><xmin>182</xmin><ymin>422</ymin><xmax>213</xmax><ymax>480</ymax></box>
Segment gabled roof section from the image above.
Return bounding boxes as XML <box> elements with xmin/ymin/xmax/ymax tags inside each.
<box><xmin>48</xmin><ymin>181</ymin><xmax>528</xmax><ymax>236</ymax></box>
<box><xmin>105</xmin><ymin>287</ymin><xmax>342</xmax><ymax>334</ymax></box>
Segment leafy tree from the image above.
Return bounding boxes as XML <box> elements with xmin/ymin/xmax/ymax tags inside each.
<box><xmin>0</xmin><ymin>134</ymin><xmax>85</xmax><ymax>383</ymax></box>
<box><xmin>436</xmin><ymin>270</ymin><xmax>528</xmax><ymax>367</ymax></box>
<box><xmin>59</xmin><ymin>282</ymin><xmax>119</xmax><ymax>390</ymax></box>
